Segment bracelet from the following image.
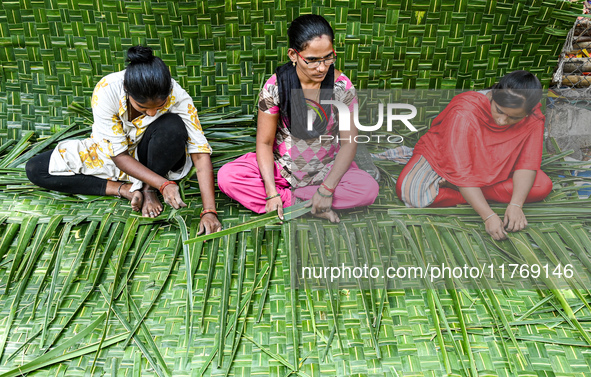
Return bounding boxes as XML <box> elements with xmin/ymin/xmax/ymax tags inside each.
<box><xmin>116</xmin><ymin>181</ymin><xmax>126</xmax><ymax>198</ymax></box>
<box><xmin>320</xmin><ymin>182</ymin><xmax>335</xmax><ymax>194</ymax></box>
<box><xmin>483</xmin><ymin>213</ymin><xmax>496</xmax><ymax>223</ymax></box>
<box><xmin>200</xmin><ymin>209</ymin><xmax>218</xmax><ymax>218</ymax></box>
<box><xmin>509</xmin><ymin>203</ymin><xmax>522</xmax><ymax>208</ymax></box>
<box><xmin>159</xmin><ymin>180</ymin><xmax>177</xmax><ymax>194</ymax></box>
<box><xmin>316</xmin><ymin>188</ymin><xmax>333</xmax><ymax>198</ymax></box>
<box><xmin>265</xmin><ymin>193</ymin><xmax>281</xmax><ymax>201</ymax></box>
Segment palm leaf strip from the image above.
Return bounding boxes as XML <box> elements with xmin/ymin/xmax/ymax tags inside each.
<box><xmin>228</xmin><ymin>229</ymin><xmax>248</xmax><ymax>353</ymax></box>
<box><xmin>285</xmin><ymin>222</ymin><xmax>300</xmax><ymax>372</ymax></box>
<box><xmin>338</xmin><ymin>222</ymin><xmax>381</xmax><ymax>359</ymax></box>
<box><xmin>397</xmin><ymin>220</ymin><xmax>471</xmax><ymax>376</ymax></box>
<box><xmin>0</xmin><ymin>214</ymin><xmax>62</xmax><ymax>360</ymax></box>
<box><xmin>0</xmin><ymin>313</ymin><xmax>128</xmax><ymax>377</ymax></box>
<box><xmin>323</xmin><ymin>226</ymin><xmax>343</xmax><ymax>352</ymax></box>
<box><xmin>197</xmin><ymin>264</ymin><xmax>270</xmax><ymax>376</ymax></box>
<box><xmin>8</xmin><ymin>124</ymin><xmax>78</xmax><ymax>168</ymax></box>
<box><xmin>353</xmin><ymin>226</ymin><xmax>379</xmax><ymax>322</ymax></box>
<box><xmin>40</xmin><ymin>216</ymin><xmax>86</xmax><ymax>348</ymax></box>
<box><xmin>185</xmin><ymin>202</ymin><xmax>311</xmax><ymax>244</ymax></box>
<box><xmin>0</xmin><ymin>131</ymin><xmax>34</xmax><ymax>168</ymax></box>
<box><xmin>0</xmin><ymin>223</ymin><xmax>19</xmax><ymax>262</ymax></box>
<box><xmin>125</xmin><ymin>290</ymin><xmax>172</xmax><ymax>376</ymax></box>
<box><xmin>527</xmin><ymin>227</ymin><xmax>591</xmax><ymax>312</ymax></box>
<box><xmin>3</xmin><ymin>216</ymin><xmax>39</xmax><ymax>295</ymax></box>
<box><xmin>217</xmin><ymin>231</ymin><xmax>237</xmax><ymax>367</ymax></box>
<box><xmin>365</xmin><ymin>219</ymin><xmax>388</xmax><ymax>331</ymax></box>
<box><xmin>50</xmin><ymin>221</ymin><xmax>99</xmax><ymax>315</ymax></box>
<box><xmin>83</xmin><ymin>211</ymin><xmax>114</xmax><ymax>281</ymax></box>
<box><xmin>450</xmin><ymin>224</ymin><xmax>518</xmax><ymax>374</ymax></box>
<box><xmin>6</xmin><ymin>219</ymin><xmax>127</xmax><ymax>361</ymax></box>
<box><xmin>199</xmin><ymin>237</ymin><xmax>220</xmax><ymax>333</ymax></box>
<box><xmin>509</xmin><ymin>233</ymin><xmax>591</xmax><ymax>345</ymax></box>
<box><xmin>98</xmin><ymin>285</ymin><xmax>169</xmax><ymax>377</ymax></box>
<box><xmin>43</xmin><ymin>221</ymin><xmax>125</xmax><ymax>351</ymax></box>
<box><xmin>122</xmin><ymin>232</ymin><xmax>184</xmax><ymax>349</ymax></box>
<box><xmin>172</xmin><ymin>215</ymin><xmax>197</xmax><ymax>365</ymax></box>
<box><xmin>469</xmin><ymin>230</ymin><xmax>532</xmax><ymax>369</ymax></box>
<box><xmin>90</xmin><ymin>217</ymin><xmax>140</xmax><ymax>374</ymax></box>
<box><xmin>114</xmin><ymin>225</ymin><xmax>158</xmax><ymax>303</ymax></box>
<box><xmin>309</xmin><ymin>222</ymin><xmax>343</xmax><ymax>357</ymax></box>
<box><xmin>298</xmin><ymin>228</ymin><xmax>321</xmax><ymax>345</ymax></box>
<box><xmin>423</xmin><ymin>223</ymin><xmax>478</xmax><ymax>376</ymax></box>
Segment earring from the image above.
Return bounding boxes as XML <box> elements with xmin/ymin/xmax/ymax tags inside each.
<box><xmin>292</xmin><ymin>61</ymin><xmax>296</xmax><ymax>66</ymax></box>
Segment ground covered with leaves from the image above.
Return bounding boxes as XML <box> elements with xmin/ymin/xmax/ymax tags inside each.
<box><xmin>1</xmin><ymin>126</ymin><xmax>591</xmax><ymax>376</ymax></box>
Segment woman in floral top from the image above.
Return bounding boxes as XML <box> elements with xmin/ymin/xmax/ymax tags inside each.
<box><xmin>218</xmin><ymin>15</ymin><xmax>379</xmax><ymax>223</ymax></box>
<box><xmin>26</xmin><ymin>46</ymin><xmax>221</xmax><ymax>234</ymax></box>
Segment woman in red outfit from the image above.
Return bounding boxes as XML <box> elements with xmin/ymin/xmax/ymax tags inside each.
<box><xmin>396</xmin><ymin>71</ymin><xmax>552</xmax><ymax>240</ymax></box>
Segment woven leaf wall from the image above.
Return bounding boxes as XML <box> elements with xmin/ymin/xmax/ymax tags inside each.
<box><xmin>0</xmin><ymin>0</ymin><xmax>580</xmax><ymax>143</ymax></box>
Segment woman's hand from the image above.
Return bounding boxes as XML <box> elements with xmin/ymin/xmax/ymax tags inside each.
<box><xmin>485</xmin><ymin>213</ymin><xmax>507</xmax><ymax>241</ymax></box>
<box><xmin>504</xmin><ymin>204</ymin><xmax>527</xmax><ymax>232</ymax></box>
<box><xmin>161</xmin><ymin>183</ymin><xmax>187</xmax><ymax>209</ymax></box>
<box><xmin>198</xmin><ymin>213</ymin><xmax>222</xmax><ymax>235</ymax></box>
<box><xmin>305</xmin><ymin>190</ymin><xmax>340</xmax><ymax>223</ymax></box>
<box><xmin>459</xmin><ymin>186</ymin><xmax>508</xmax><ymax>241</ymax></box>
<box><xmin>265</xmin><ymin>195</ymin><xmax>284</xmax><ymax>220</ymax></box>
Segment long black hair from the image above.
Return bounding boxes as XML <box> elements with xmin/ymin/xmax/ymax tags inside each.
<box><xmin>277</xmin><ymin>14</ymin><xmax>335</xmax><ymax>139</ymax></box>
<box><xmin>124</xmin><ymin>46</ymin><xmax>172</xmax><ymax>103</ymax></box>
<box><xmin>287</xmin><ymin>14</ymin><xmax>334</xmax><ymax>51</ymax></box>
<box><xmin>491</xmin><ymin>70</ymin><xmax>543</xmax><ymax>114</ymax></box>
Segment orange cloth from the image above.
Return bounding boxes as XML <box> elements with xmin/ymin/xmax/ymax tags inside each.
<box><xmin>413</xmin><ymin>91</ymin><xmax>544</xmax><ymax>187</ymax></box>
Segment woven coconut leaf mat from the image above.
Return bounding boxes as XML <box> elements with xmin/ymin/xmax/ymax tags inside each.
<box><xmin>0</xmin><ymin>0</ymin><xmax>581</xmax><ymax>143</ymax></box>
<box><xmin>1</xmin><ymin>0</ymin><xmax>590</xmax><ymax>375</ymax></box>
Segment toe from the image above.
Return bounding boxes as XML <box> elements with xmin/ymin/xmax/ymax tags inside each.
<box><xmin>131</xmin><ymin>192</ymin><xmax>143</xmax><ymax>212</ymax></box>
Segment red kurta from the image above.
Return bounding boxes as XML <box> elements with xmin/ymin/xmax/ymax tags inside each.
<box><xmin>412</xmin><ymin>91</ymin><xmax>544</xmax><ymax>187</ymax></box>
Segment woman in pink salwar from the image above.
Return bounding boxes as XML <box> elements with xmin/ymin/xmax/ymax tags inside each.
<box><xmin>218</xmin><ymin>14</ymin><xmax>379</xmax><ymax>222</ymax></box>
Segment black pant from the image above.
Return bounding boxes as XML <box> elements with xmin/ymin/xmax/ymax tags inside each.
<box><xmin>26</xmin><ymin>113</ymin><xmax>188</xmax><ymax>195</ymax></box>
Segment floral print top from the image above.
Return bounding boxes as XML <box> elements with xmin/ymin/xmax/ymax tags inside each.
<box><xmin>48</xmin><ymin>70</ymin><xmax>211</xmax><ymax>192</ymax></box>
<box><xmin>258</xmin><ymin>72</ymin><xmax>357</xmax><ymax>188</ymax></box>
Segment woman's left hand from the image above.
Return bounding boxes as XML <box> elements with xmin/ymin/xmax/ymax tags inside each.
<box><xmin>198</xmin><ymin>213</ymin><xmax>223</xmax><ymax>235</ymax></box>
<box><xmin>305</xmin><ymin>191</ymin><xmax>340</xmax><ymax>223</ymax></box>
<box><xmin>503</xmin><ymin>204</ymin><xmax>527</xmax><ymax>232</ymax></box>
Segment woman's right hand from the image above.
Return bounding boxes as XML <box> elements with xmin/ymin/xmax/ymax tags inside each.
<box><xmin>265</xmin><ymin>195</ymin><xmax>284</xmax><ymax>220</ymax></box>
<box><xmin>485</xmin><ymin>214</ymin><xmax>507</xmax><ymax>241</ymax></box>
<box><xmin>162</xmin><ymin>183</ymin><xmax>187</xmax><ymax>209</ymax></box>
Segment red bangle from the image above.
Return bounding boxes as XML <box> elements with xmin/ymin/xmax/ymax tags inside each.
<box><xmin>321</xmin><ymin>182</ymin><xmax>335</xmax><ymax>194</ymax></box>
<box><xmin>200</xmin><ymin>209</ymin><xmax>218</xmax><ymax>218</ymax></box>
<box><xmin>159</xmin><ymin>180</ymin><xmax>177</xmax><ymax>194</ymax></box>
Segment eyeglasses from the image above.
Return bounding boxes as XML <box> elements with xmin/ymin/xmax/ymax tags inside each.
<box><xmin>293</xmin><ymin>49</ymin><xmax>337</xmax><ymax>68</ymax></box>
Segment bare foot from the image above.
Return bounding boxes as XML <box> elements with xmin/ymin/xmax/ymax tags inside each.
<box><xmin>142</xmin><ymin>189</ymin><xmax>163</xmax><ymax>218</ymax></box>
<box><xmin>118</xmin><ymin>183</ymin><xmax>143</xmax><ymax>212</ymax></box>
<box><xmin>311</xmin><ymin>209</ymin><xmax>340</xmax><ymax>223</ymax></box>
